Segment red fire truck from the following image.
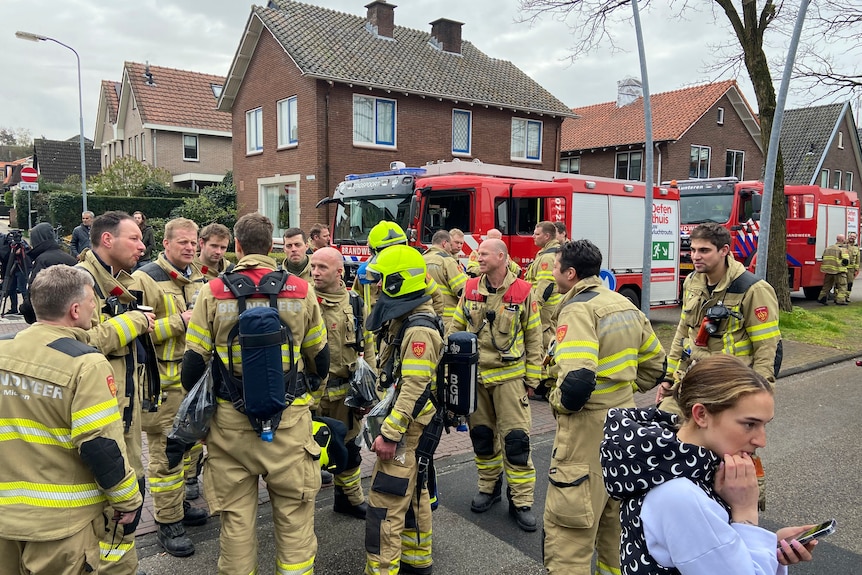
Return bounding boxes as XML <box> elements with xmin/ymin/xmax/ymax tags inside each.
<box><xmin>676</xmin><ymin>177</ymin><xmax>860</xmax><ymax>298</ymax></box>
<box><xmin>317</xmin><ymin>160</ymin><xmax>680</xmax><ymax>308</ymax></box>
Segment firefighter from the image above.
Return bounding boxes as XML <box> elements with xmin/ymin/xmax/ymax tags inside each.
<box><xmin>193</xmin><ymin>222</ymin><xmax>233</xmax><ymax>281</ymax></box>
<box><xmin>448</xmin><ymin>228</ymin><xmax>469</xmax><ymax>275</ymax></box>
<box><xmin>543</xmin><ymin>239</ymin><xmax>666</xmax><ymax>574</ymax></box>
<box><xmin>353</xmin><ymin>221</ymin><xmax>444</xmax><ymax>317</ymax></box>
<box><xmin>465</xmin><ymin>229</ymin><xmax>522</xmax><ymax>278</ymax></box>
<box><xmin>844</xmin><ymin>231</ymin><xmax>859</xmax><ymax>298</ymax></box>
<box><xmin>310</xmin><ymin>246</ymin><xmax>376</xmax><ymax>519</ymax></box>
<box><xmin>182</xmin><ymin>213</ymin><xmax>329</xmax><ymax>575</ymax></box>
<box><xmin>76</xmin><ymin>211</ymin><xmax>155</xmax><ymax>575</ymax></box>
<box><xmin>817</xmin><ymin>234</ymin><xmax>849</xmax><ymax>305</ymax></box>
<box><xmin>553</xmin><ymin>221</ymin><xmax>567</xmax><ymax>243</ymax></box>
<box><xmin>363</xmin><ymin>244</ymin><xmax>443</xmax><ymax>575</ymax></box>
<box><xmin>308</xmin><ymin>223</ymin><xmax>331</xmax><ymax>253</ymax></box>
<box><xmin>0</xmin><ymin>266</ymin><xmax>143</xmax><ymax>575</ymax></box>
<box><xmin>449</xmin><ymin>238</ymin><xmax>543</xmax><ymax>532</ymax></box>
<box><xmin>423</xmin><ymin>229</ymin><xmax>467</xmax><ymax>330</ymax></box>
<box><xmin>655</xmin><ymin>223</ymin><xmax>779</xmax><ymax>512</ymax></box>
<box><xmin>282</xmin><ymin>227</ymin><xmax>313</xmax><ymax>281</ymax></box>
<box><xmin>133</xmin><ymin>218</ymin><xmax>208</xmax><ymax>557</ymax></box>
<box><xmin>524</xmin><ymin>221</ymin><xmax>562</xmax><ymax>400</ymax></box>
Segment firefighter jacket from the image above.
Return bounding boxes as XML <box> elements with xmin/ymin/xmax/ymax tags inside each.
<box><xmin>668</xmin><ymin>256</ymin><xmax>781</xmax><ymax>383</ymax></box>
<box><xmin>185</xmin><ymin>254</ymin><xmax>328</xmax><ymax>419</ymax></box>
<box><xmin>423</xmin><ymin>246</ymin><xmax>468</xmax><ymax>322</ymax></box>
<box><xmin>377</xmin><ymin>299</ymin><xmax>442</xmax><ymax>443</ymax></box>
<box><xmin>193</xmin><ymin>255</ymin><xmax>234</xmax><ymax>281</ymax></box>
<box><xmin>283</xmin><ymin>255</ymin><xmax>313</xmax><ymax>282</ymax></box>
<box><xmin>524</xmin><ymin>239</ymin><xmax>562</xmax><ymax>328</ymax></box>
<box><xmin>77</xmin><ymin>250</ymin><xmax>151</xmax><ymax>437</ymax></box>
<box><xmin>820</xmin><ymin>242</ymin><xmax>849</xmax><ymax>275</ymax></box>
<box><xmin>132</xmin><ymin>255</ymin><xmax>206</xmax><ymax>388</ymax></box>
<box><xmin>316</xmin><ymin>285</ymin><xmax>377</xmax><ymax>402</ymax></box>
<box><xmin>449</xmin><ymin>271</ymin><xmax>543</xmax><ymax>388</ymax></box>
<box><xmin>842</xmin><ymin>242</ymin><xmax>860</xmax><ymax>273</ymax></box>
<box><xmin>549</xmin><ymin>276</ymin><xmax>665</xmax><ymax>414</ymax></box>
<box><xmin>0</xmin><ymin>324</ymin><xmax>142</xmax><ymax>541</ymax></box>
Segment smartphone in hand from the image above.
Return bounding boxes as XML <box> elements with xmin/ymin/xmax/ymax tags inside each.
<box><xmin>779</xmin><ymin>519</ymin><xmax>836</xmax><ymax>547</ymax></box>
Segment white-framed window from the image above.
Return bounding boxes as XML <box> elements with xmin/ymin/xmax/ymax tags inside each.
<box><xmin>846</xmin><ymin>172</ymin><xmax>853</xmax><ymax>192</ymax></box>
<box><xmin>511</xmin><ymin>118</ymin><xmax>542</xmax><ymax>162</ymax></box>
<box><xmin>141</xmin><ymin>132</ymin><xmax>146</xmax><ymax>161</ymax></box>
<box><xmin>452</xmin><ymin>109</ymin><xmax>472</xmax><ymax>155</ymax></box>
<box><xmin>690</xmin><ymin>145</ymin><xmax>711</xmax><ymax>178</ymax></box>
<box><xmin>246</xmin><ymin>107</ymin><xmax>263</xmax><ymax>154</ymax></box>
<box><xmin>277</xmin><ymin>96</ymin><xmax>298</xmax><ymax>148</ymax></box>
<box><xmin>258</xmin><ymin>175</ymin><xmax>300</xmax><ymax>239</ymax></box>
<box><xmin>353</xmin><ymin>94</ymin><xmax>396</xmax><ymax>147</ymax></box>
<box><xmin>717</xmin><ymin>107</ymin><xmax>725</xmax><ymax>125</ymax></box>
<box><xmin>821</xmin><ymin>169</ymin><xmax>830</xmax><ymax>187</ymax></box>
<box><xmin>560</xmin><ymin>156</ymin><xmax>580</xmax><ymax>174</ymax></box>
<box><xmin>615</xmin><ymin>151</ymin><xmax>642</xmax><ymax>180</ymax></box>
<box><xmin>134</xmin><ymin>135</ymin><xmax>139</xmax><ymax>159</ymax></box>
<box><xmin>183</xmin><ymin>134</ymin><xmax>199</xmax><ymax>161</ymax></box>
<box><xmin>725</xmin><ymin>150</ymin><xmax>744</xmax><ymax>179</ymax></box>
<box><xmin>834</xmin><ymin>170</ymin><xmax>842</xmax><ymax>190</ymax></box>
<box><xmin>838</xmin><ymin>131</ymin><xmax>844</xmax><ymax>149</ymax></box>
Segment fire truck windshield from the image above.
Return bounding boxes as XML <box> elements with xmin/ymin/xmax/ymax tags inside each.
<box><xmin>680</xmin><ymin>193</ymin><xmax>734</xmax><ymax>225</ymax></box>
<box><xmin>332</xmin><ymin>195</ymin><xmax>412</xmax><ymax>243</ymax></box>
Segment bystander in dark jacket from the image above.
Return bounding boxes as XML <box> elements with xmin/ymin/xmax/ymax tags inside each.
<box><xmin>20</xmin><ymin>223</ymin><xmax>78</xmax><ymax>323</ymax></box>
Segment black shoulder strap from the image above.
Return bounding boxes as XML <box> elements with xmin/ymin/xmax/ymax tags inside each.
<box><xmin>221</xmin><ymin>270</ymin><xmax>289</xmax><ymax>313</ymax></box>
<box><xmin>47</xmin><ymin>337</ymin><xmax>100</xmax><ymax>357</ymax></box>
<box><xmin>138</xmin><ymin>261</ymin><xmax>171</xmax><ymax>283</ymax></box>
<box><xmin>543</xmin><ymin>246</ymin><xmax>560</xmax><ymax>254</ymax></box>
<box><xmin>394</xmin><ymin>312</ymin><xmax>444</xmax><ymax>348</ymax></box>
<box><xmin>726</xmin><ymin>270</ymin><xmax>759</xmax><ymax>294</ymax></box>
<box><xmin>559</xmin><ymin>288</ymin><xmax>600</xmax><ymax>311</ymax></box>
<box><xmin>348</xmin><ymin>291</ymin><xmax>365</xmax><ymax>352</ymax></box>
<box><xmin>77</xmin><ymin>267</ymin><xmax>105</xmax><ymax>300</ymax></box>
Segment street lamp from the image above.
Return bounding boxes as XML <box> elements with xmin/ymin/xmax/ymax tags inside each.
<box><xmin>16</xmin><ymin>31</ymin><xmax>88</xmax><ymax>213</ymax></box>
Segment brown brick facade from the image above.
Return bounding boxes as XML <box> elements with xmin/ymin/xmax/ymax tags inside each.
<box><xmin>816</xmin><ymin>113</ymin><xmax>859</xmax><ymax>191</ymax></box>
<box><xmin>232</xmin><ymin>29</ymin><xmax>563</xmax><ymax>232</ymax></box>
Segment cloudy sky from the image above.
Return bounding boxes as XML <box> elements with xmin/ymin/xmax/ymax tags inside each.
<box><xmin>1</xmin><ymin>0</ymin><xmax>857</xmax><ymax>143</ymax></box>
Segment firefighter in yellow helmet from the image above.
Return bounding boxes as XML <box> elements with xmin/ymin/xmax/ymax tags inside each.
<box><xmin>353</xmin><ymin>221</ymin><xmax>444</xmax><ymax>317</ymax></box>
<box><xmin>364</xmin><ymin>244</ymin><xmax>443</xmax><ymax>575</ymax></box>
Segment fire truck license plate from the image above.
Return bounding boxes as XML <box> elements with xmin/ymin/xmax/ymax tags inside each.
<box><xmin>680</xmin><ymin>263</ymin><xmax>694</xmax><ymax>270</ymax></box>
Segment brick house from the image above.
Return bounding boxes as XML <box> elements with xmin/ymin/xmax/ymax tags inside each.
<box><xmin>217</xmin><ymin>0</ymin><xmax>573</xmax><ymax>238</ymax></box>
<box><xmin>560</xmin><ymin>79</ymin><xmax>763</xmax><ymax>184</ymax></box>
<box><xmin>93</xmin><ymin>62</ymin><xmax>232</xmax><ymax>191</ymax></box>
<box><xmin>781</xmin><ymin>102</ymin><xmax>862</xmax><ymax>192</ymax></box>
<box><xmin>32</xmin><ymin>136</ymin><xmax>101</xmax><ymax>184</ymax></box>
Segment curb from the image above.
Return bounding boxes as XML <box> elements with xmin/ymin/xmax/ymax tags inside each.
<box><xmin>777</xmin><ymin>351</ymin><xmax>861</xmax><ymax>379</ymax></box>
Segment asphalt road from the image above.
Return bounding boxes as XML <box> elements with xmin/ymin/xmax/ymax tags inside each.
<box><xmin>139</xmin><ymin>359</ymin><xmax>862</xmax><ymax>575</ymax></box>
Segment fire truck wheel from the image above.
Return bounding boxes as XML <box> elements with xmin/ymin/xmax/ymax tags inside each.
<box><xmin>619</xmin><ymin>287</ymin><xmax>640</xmax><ymax>309</ymax></box>
<box><xmin>802</xmin><ymin>286</ymin><xmax>822</xmax><ymax>300</ymax></box>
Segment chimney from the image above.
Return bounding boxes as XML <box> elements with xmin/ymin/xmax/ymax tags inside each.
<box><xmin>616</xmin><ymin>77</ymin><xmax>642</xmax><ymax>107</ymax></box>
<box><xmin>430</xmin><ymin>18</ymin><xmax>463</xmax><ymax>54</ymax></box>
<box><xmin>143</xmin><ymin>62</ymin><xmax>155</xmax><ymax>86</ymax></box>
<box><xmin>366</xmin><ymin>1</ymin><xmax>396</xmax><ymax>39</ymax></box>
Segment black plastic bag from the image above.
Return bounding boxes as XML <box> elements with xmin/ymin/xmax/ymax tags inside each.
<box><xmin>169</xmin><ymin>365</ymin><xmax>215</xmax><ymax>443</ymax></box>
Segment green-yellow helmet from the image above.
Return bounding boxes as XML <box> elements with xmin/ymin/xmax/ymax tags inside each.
<box><xmin>366</xmin><ymin>244</ymin><xmax>427</xmax><ymax>297</ymax></box>
<box><xmin>367</xmin><ymin>221</ymin><xmax>407</xmax><ymax>252</ymax></box>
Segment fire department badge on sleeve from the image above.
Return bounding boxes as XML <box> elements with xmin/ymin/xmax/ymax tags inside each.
<box><xmin>754</xmin><ymin>306</ymin><xmax>769</xmax><ymax>322</ymax></box>
<box><xmin>412</xmin><ymin>342</ymin><xmax>426</xmax><ymax>358</ymax></box>
<box><xmin>541</xmin><ymin>262</ymin><xmax>548</xmax><ymax>270</ymax></box>
<box><xmin>532</xmin><ymin>301</ymin><xmax>538</xmax><ymax>313</ymax></box>
<box><xmin>106</xmin><ymin>375</ymin><xmax>117</xmax><ymax>397</ymax></box>
<box><xmin>556</xmin><ymin>325</ymin><xmax>568</xmax><ymax>342</ymax></box>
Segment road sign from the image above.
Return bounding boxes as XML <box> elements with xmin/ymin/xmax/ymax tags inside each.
<box><xmin>599</xmin><ymin>269</ymin><xmax>617</xmax><ymax>291</ymax></box>
<box><xmin>19</xmin><ymin>182</ymin><xmax>39</xmax><ymax>191</ymax></box>
<box><xmin>20</xmin><ymin>167</ymin><xmax>37</xmax><ymax>183</ymax></box>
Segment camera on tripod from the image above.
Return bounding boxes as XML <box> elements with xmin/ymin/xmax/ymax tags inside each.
<box><xmin>4</xmin><ymin>229</ymin><xmax>24</xmax><ymax>249</ymax></box>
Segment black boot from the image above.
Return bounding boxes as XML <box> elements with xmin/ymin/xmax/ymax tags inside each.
<box><xmin>182</xmin><ymin>500</ymin><xmax>208</xmax><ymax>527</ymax></box>
<box><xmin>333</xmin><ymin>487</ymin><xmax>368</xmax><ymax>519</ymax></box>
<box><xmin>157</xmin><ymin>521</ymin><xmax>194</xmax><ymax>557</ymax></box>
<box><xmin>401</xmin><ymin>562</ymin><xmax>433</xmax><ymax>574</ymax></box>
<box><xmin>470</xmin><ymin>476</ymin><xmax>502</xmax><ymax>513</ymax></box>
<box><xmin>321</xmin><ymin>469</ymin><xmax>334</xmax><ymax>485</ymax></box>
<box><xmin>185</xmin><ymin>477</ymin><xmax>200</xmax><ymax>501</ymax></box>
<box><xmin>508</xmin><ymin>500</ymin><xmax>538</xmax><ymax>532</ymax></box>
<box><xmin>818</xmin><ymin>298</ymin><xmax>828</xmax><ymax>305</ymax></box>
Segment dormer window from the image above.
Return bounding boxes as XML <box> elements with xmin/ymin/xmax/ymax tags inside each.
<box><xmin>717</xmin><ymin>107</ymin><xmax>725</xmax><ymax>125</ymax></box>
<box><xmin>211</xmin><ymin>84</ymin><xmax>223</xmax><ymax>99</ymax></box>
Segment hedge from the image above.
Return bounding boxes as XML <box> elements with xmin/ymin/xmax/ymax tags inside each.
<box><xmin>14</xmin><ymin>190</ymin><xmax>188</xmax><ymax>233</ymax></box>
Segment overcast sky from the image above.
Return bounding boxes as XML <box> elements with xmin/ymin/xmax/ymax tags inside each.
<box><xmin>1</xmin><ymin>0</ymin><xmax>857</xmax><ymax>143</ymax></box>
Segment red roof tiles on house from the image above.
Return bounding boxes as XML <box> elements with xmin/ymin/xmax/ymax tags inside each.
<box><xmin>562</xmin><ymin>80</ymin><xmax>747</xmax><ymax>151</ymax></box>
<box><xmin>101</xmin><ymin>80</ymin><xmax>121</xmax><ymax>124</ymax></box>
<box><xmin>124</xmin><ymin>62</ymin><xmax>231</xmax><ymax>133</ymax></box>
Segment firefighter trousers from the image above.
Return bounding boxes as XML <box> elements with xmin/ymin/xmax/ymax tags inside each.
<box><xmin>820</xmin><ymin>273</ymin><xmax>848</xmax><ymax>303</ymax></box>
<box><xmin>469</xmin><ymin>377</ymin><xmax>535</xmax><ymax>507</ymax></box>
<box><xmin>543</xmin><ymin>407</ymin><xmax>626</xmax><ymax>575</ymax></box>
<box><xmin>318</xmin><ymin>395</ymin><xmax>365</xmax><ymax>505</ymax></box>
<box><xmin>142</xmin><ymin>385</ymin><xmax>186</xmax><ymax>524</ymax></box>
<box><xmin>0</xmin><ymin>516</ymin><xmax>102</xmax><ymax>575</ymax></box>
<box><xmin>365</xmin><ymin>422</ymin><xmax>432</xmax><ymax>575</ymax></box>
<box><xmin>183</xmin><ymin>442</ymin><xmax>205</xmax><ymax>482</ymax></box>
<box><xmin>204</xmin><ymin>403</ymin><xmax>321</xmax><ymax>575</ymax></box>
<box><xmin>100</xmin><ymin>389</ymin><xmax>143</xmax><ymax>575</ymax></box>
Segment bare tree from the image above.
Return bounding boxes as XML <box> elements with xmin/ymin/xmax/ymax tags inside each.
<box><xmin>794</xmin><ymin>1</ymin><xmax>862</xmax><ymax>99</ymax></box>
<box><xmin>518</xmin><ymin>0</ymin><xmax>793</xmax><ymax>309</ymax></box>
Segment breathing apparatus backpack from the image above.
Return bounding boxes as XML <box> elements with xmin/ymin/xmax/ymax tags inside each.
<box><xmin>217</xmin><ymin>269</ymin><xmax>306</xmax><ymax>442</ymax></box>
